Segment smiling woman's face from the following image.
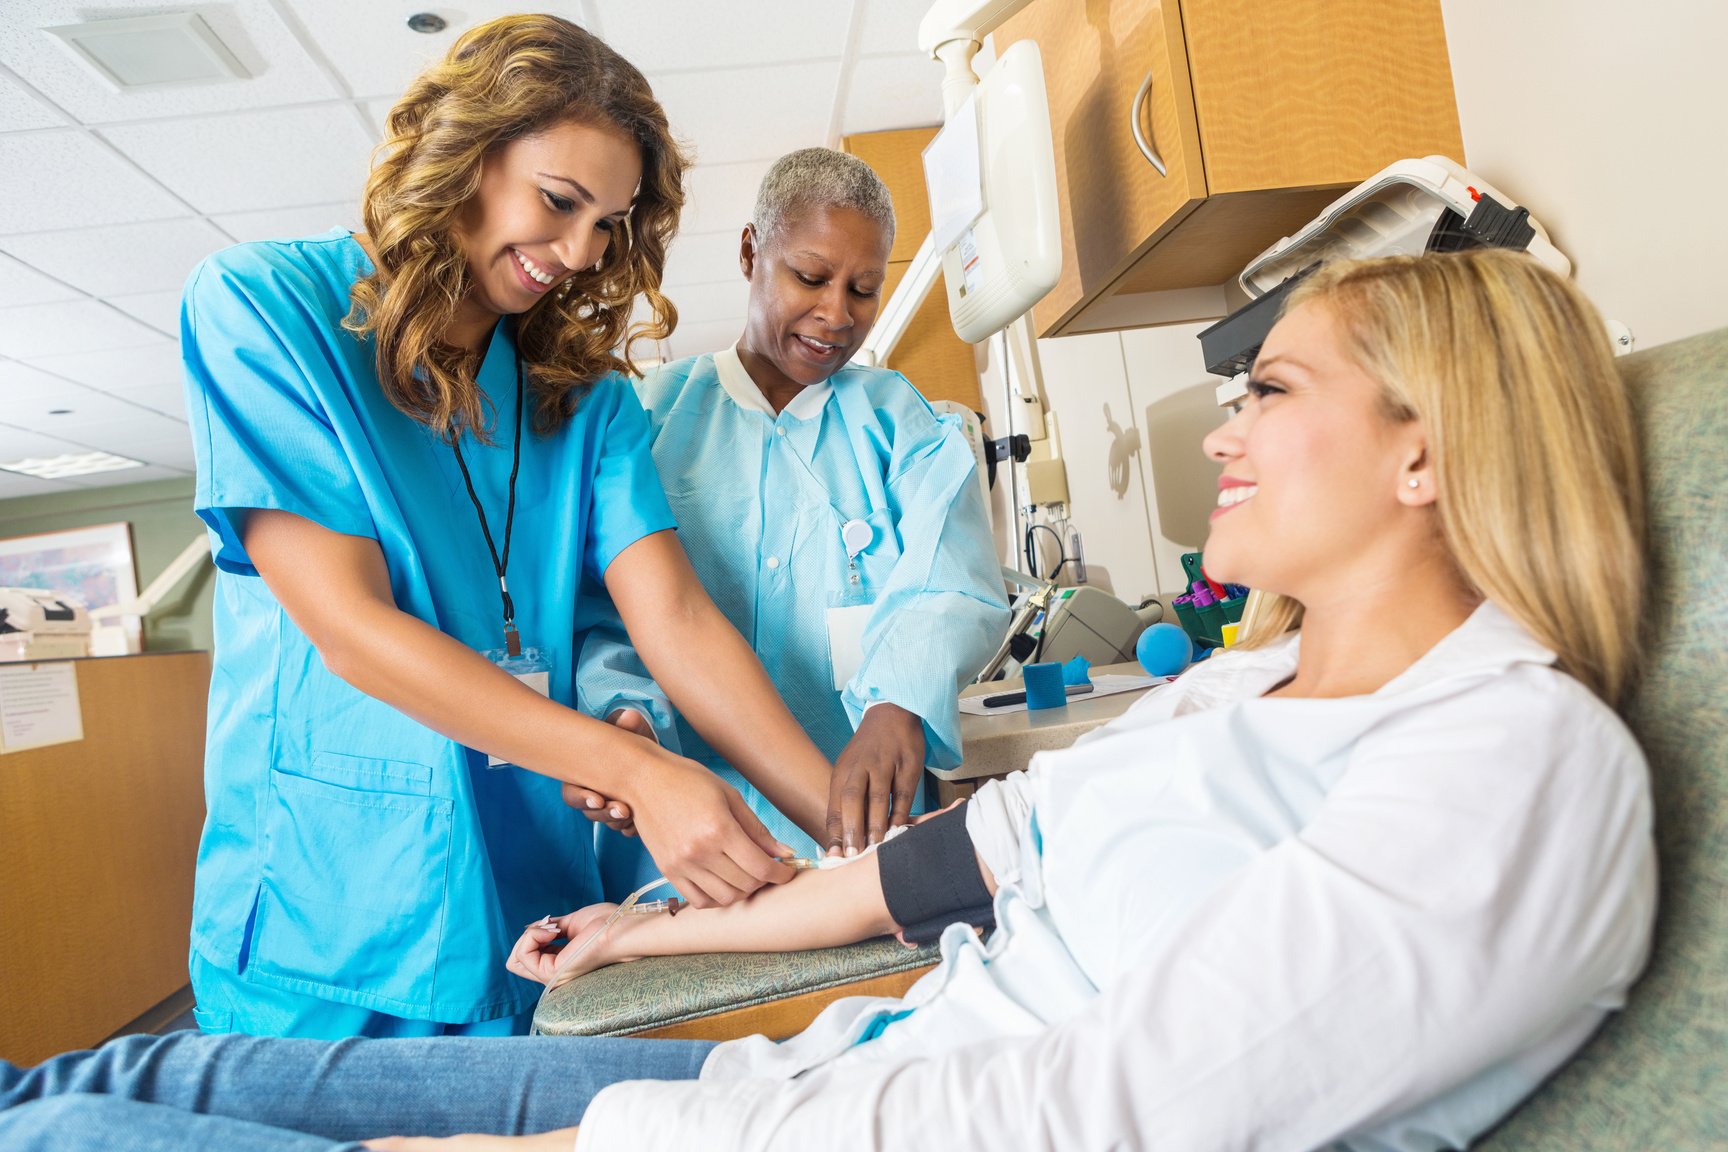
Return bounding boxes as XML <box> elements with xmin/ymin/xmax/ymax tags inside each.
<box><xmin>452</xmin><ymin>119</ymin><xmax>641</xmax><ymax>331</ymax></box>
<box><xmin>736</xmin><ymin>203</ymin><xmax>891</xmax><ymax>395</ymax></box>
<box><xmin>1199</xmin><ymin>300</ymin><xmax>1430</xmax><ymax>600</ymax></box>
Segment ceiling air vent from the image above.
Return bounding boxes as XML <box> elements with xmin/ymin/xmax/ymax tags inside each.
<box><xmin>43</xmin><ymin>12</ymin><xmax>248</xmax><ymax>92</ymax></box>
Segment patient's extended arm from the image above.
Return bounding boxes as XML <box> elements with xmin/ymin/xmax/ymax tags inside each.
<box><xmin>509</xmin><ymin>805</ymin><xmax>998</xmax><ymax>987</ymax></box>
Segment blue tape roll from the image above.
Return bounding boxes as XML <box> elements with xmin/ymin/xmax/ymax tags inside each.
<box><xmin>1022</xmin><ymin>661</ymin><xmax>1067</xmax><ymax>710</ymax></box>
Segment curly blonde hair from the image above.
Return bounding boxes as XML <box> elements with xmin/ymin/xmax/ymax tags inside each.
<box><xmin>346</xmin><ymin>13</ymin><xmax>687</xmax><ymax>442</ymax></box>
<box><xmin>1236</xmin><ymin>249</ymin><xmax>1645</xmax><ymax>704</ymax></box>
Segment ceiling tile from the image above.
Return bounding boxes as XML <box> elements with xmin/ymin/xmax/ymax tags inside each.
<box><xmin>0</xmin><ymin>421</ymin><xmax>89</xmax><ymax>460</ymax></box>
<box><xmin>663</xmin><ymin>229</ymin><xmax>745</xmax><ymax>287</ymax></box>
<box><xmin>0</xmin><ymin>301</ymin><xmax>166</xmax><ymax>359</ymax></box>
<box><xmin>857</xmin><ymin>0</ymin><xmax>936</xmax><ymax>57</ymax></box>
<box><xmin>654</xmin><ymin>63</ymin><xmax>836</xmax><ymax>167</ymax></box>
<box><xmin>102</xmin><ymin>105</ymin><xmax>374</xmax><ymax>214</ymax></box>
<box><xmin>0</xmin><ymin>217</ymin><xmax>229</xmax><ymax>298</ymax></box>
<box><xmin>3</xmin><ymin>384</ymin><xmax>178</xmax><ymax>432</ymax></box>
<box><xmin>59</xmin><ymin>463</ymin><xmax>191</xmax><ymax>488</ymax></box>
<box><xmin>364</xmin><ymin>98</ymin><xmax>395</xmax><ymax>137</ymax></box>
<box><xmin>117</xmin><ymin>434</ymin><xmax>197</xmax><ymax>470</ymax></box>
<box><xmin>0</xmin><ymin>131</ymin><xmax>189</xmax><ymax>234</ymax></box>
<box><xmin>0</xmin><ymin>0</ymin><xmax>339</xmax><ymax>124</ymax></box>
<box><xmin>102</xmin><ymin>380</ymin><xmax>187</xmax><ymax>420</ymax></box>
<box><xmin>840</xmin><ymin>55</ymin><xmax>945</xmax><ymax>137</ymax></box>
<box><xmin>212</xmin><ymin>203</ymin><xmax>360</xmax><ymax>245</ymax></box>
<box><xmin>0</xmin><ymin>253</ymin><xmax>82</xmax><ymax>307</ymax></box>
<box><xmin>0</xmin><ymin>71</ymin><xmax>65</xmax><ymax>130</ymax></box>
<box><xmin>601</xmin><ymin>1</ymin><xmax>849</xmax><ymax>73</ymax></box>
<box><xmin>106</xmin><ymin>291</ymin><xmax>183</xmax><ymax>336</ymax></box>
<box><xmin>287</xmin><ymin>0</ymin><xmax>571</xmax><ymax>99</ymax></box>
<box><xmin>0</xmin><ymin>358</ymin><xmax>88</xmax><ymax>398</ymax></box>
<box><xmin>682</xmin><ymin>161</ymin><xmax>773</xmax><ymax>236</ymax></box>
<box><xmin>24</xmin><ymin>343</ymin><xmax>183</xmax><ymax>392</ymax></box>
<box><xmin>0</xmin><ymin>469</ymin><xmax>74</xmax><ymax>500</ymax></box>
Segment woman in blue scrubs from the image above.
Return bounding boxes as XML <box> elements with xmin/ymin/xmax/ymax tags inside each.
<box><xmin>579</xmin><ymin>149</ymin><xmax>1006</xmax><ymax>882</ymax></box>
<box><xmin>179</xmin><ymin>15</ymin><xmax>836</xmax><ymax>1038</ymax></box>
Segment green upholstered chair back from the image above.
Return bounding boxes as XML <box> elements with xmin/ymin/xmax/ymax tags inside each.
<box><xmin>1476</xmin><ymin>326</ymin><xmax>1728</xmax><ymax>1148</ymax></box>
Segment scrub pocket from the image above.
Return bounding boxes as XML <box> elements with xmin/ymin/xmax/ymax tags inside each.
<box><xmin>190</xmin><ymin>1005</ymin><xmax>232</xmax><ymax>1035</ymax></box>
<box><xmin>250</xmin><ymin>752</ymin><xmax>453</xmax><ymax>1015</ymax></box>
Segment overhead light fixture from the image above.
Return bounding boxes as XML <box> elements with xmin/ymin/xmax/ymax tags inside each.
<box><xmin>43</xmin><ymin>12</ymin><xmax>248</xmax><ymax>92</ymax></box>
<box><xmin>406</xmin><ymin>13</ymin><xmax>449</xmax><ymax>34</ymax></box>
<box><xmin>1</xmin><ymin>452</ymin><xmax>146</xmax><ymax>480</ymax></box>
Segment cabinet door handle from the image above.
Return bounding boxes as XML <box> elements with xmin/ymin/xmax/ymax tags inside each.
<box><xmin>1131</xmin><ymin>70</ymin><xmax>1168</xmax><ymax>177</ymax></box>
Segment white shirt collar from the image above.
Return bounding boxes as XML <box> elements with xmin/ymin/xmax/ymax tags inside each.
<box><xmin>1172</xmin><ymin>599</ymin><xmax>1558</xmax><ymax>713</ymax></box>
<box><xmin>714</xmin><ymin>344</ymin><xmax>833</xmax><ymax>421</ymax></box>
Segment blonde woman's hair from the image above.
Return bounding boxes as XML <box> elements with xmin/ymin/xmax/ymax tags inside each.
<box><xmin>1236</xmin><ymin>249</ymin><xmax>1645</xmax><ymax>704</ymax></box>
<box><xmin>346</xmin><ymin>13</ymin><xmax>687</xmax><ymax>441</ymax></box>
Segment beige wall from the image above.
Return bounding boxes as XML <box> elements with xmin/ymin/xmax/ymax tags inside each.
<box><xmin>986</xmin><ymin>0</ymin><xmax>1727</xmax><ymax>600</ymax></box>
<box><xmin>1441</xmin><ymin>0</ymin><xmax>1728</xmax><ymax>350</ymax></box>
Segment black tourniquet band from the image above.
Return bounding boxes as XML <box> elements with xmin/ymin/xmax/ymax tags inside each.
<box><xmin>878</xmin><ymin>804</ymin><xmax>996</xmax><ymax>946</ymax></box>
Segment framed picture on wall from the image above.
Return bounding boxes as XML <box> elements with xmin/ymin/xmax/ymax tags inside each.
<box><xmin>0</xmin><ymin>522</ymin><xmax>141</xmax><ymax>654</ymax></box>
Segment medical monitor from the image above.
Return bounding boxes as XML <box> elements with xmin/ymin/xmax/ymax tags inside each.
<box><xmin>920</xmin><ymin>38</ymin><xmax>1060</xmax><ymax>343</ymax></box>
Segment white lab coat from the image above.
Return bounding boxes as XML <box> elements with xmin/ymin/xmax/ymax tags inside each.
<box><xmin>577</xmin><ymin>602</ymin><xmax>1656</xmax><ymax>1152</ymax></box>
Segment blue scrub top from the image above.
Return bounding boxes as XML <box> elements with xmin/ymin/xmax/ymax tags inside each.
<box><xmin>181</xmin><ymin>231</ymin><xmax>675</xmax><ymax>1023</ymax></box>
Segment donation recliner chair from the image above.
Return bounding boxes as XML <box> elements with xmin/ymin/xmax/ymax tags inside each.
<box><xmin>535</xmin><ymin>327</ymin><xmax>1728</xmax><ymax>1147</ymax></box>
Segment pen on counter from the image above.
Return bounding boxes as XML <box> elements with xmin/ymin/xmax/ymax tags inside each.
<box><xmin>982</xmin><ymin>683</ymin><xmax>1095</xmax><ymax>709</ymax></box>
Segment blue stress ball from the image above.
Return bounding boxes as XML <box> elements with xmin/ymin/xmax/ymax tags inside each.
<box><xmin>1135</xmin><ymin>621</ymin><xmax>1192</xmax><ymax>677</ymax></box>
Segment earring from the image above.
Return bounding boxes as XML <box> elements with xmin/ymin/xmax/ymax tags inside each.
<box><xmin>1407</xmin><ymin>478</ymin><xmax>1420</xmax><ymax>489</ymax></box>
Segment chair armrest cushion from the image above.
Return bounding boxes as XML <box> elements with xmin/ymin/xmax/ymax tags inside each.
<box><xmin>532</xmin><ymin>936</ymin><xmax>940</xmax><ymax>1038</ymax></box>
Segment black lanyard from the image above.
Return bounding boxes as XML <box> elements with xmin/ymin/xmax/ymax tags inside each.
<box><xmin>450</xmin><ymin>353</ymin><xmax>525</xmax><ymax>656</ymax></box>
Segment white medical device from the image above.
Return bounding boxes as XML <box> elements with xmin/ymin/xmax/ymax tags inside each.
<box><xmin>857</xmin><ymin>0</ymin><xmax>1059</xmax><ymax>362</ymax></box>
<box><xmin>975</xmin><ymin>567</ymin><xmax>1161</xmax><ymax>682</ymax></box>
<box><xmin>930</xmin><ymin>399</ymin><xmax>994</xmax><ymax>522</ymax></box>
<box><xmin>1201</xmin><ymin>156</ymin><xmax>1576</xmax><ymax>404</ymax></box>
<box><xmin>0</xmin><ymin>586</ymin><xmax>92</xmax><ymax>661</ymax></box>
<box><xmin>919</xmin><ymin>38</ymin><xmax>1061</xmax><ymax>343</ymax></box>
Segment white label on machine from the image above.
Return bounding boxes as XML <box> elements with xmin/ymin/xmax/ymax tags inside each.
<box><xmin>958</xmin><ymin>228</ymin><xmax>984</xmax><ymax>296</ymax></box>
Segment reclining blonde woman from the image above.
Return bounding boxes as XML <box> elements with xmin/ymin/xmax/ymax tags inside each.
<box><xmin>1</xmin><ymin>249</ymin><xmax>1654</xmax><ymax>1152</ymax></box>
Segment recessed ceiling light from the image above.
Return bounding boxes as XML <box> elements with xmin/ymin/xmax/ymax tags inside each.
<box><xmin>1</xmin><ymin>452</ymin><xmax>146</xmax><ymax>480</ymax></box>
<box><xmin>406</xmin><ymin>13</ymin><xmax>449</xmax><ymax>34</ymax></box>
<box><xmin>43</xmin><ymin>13</ymin><xmax>248</xmax><ymax>92</ymax></box>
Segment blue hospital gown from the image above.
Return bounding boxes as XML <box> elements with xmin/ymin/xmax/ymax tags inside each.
<box><xmin>181</xmin><ymin>230</ymin><xmax>675</xmax><ymax>1026</ymax></box>
<box><xmin>579</xmin><ymin>347</ymin><xmax>1005</xmax><ymax>886</ymax></box>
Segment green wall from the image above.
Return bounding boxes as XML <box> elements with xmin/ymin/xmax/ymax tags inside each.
<box><xmin>0</xmin><ymin>476</ymin><xmax>214</xmax><ymax>653</ymax></box>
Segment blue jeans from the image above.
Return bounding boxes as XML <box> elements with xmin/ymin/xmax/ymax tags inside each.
<box><xmin>0</xmin><ymin>1032</ymin><xmax>714</xmax><ymax>1151</ymax></box>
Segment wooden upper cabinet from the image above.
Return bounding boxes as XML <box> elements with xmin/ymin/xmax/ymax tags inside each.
<box><xmin>996</xmin><ymin>0</ymin><xmax>1465</xmax><ymax>338</ymax></box>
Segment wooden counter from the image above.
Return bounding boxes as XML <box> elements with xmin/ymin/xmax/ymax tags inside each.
<box><xmin>0</xmin><ymin>651</ymin><xmax>209</xmax><ymax>1066</ymax></box>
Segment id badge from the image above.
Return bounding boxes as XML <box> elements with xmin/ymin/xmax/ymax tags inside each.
<box><xmin>483</xmin><ymin>645</ymin><xmax>551</xmax><ymax>768</ymax></box>
<box><xmin>825</xmin><ymin>604</ymin><xmax>873</xmax><ymax>692</ymax></box>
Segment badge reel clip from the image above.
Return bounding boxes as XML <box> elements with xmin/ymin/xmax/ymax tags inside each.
<box><xmin>826</xmin><ymin>519</ymin><xmax>875</xmax><ymax>692</ymax></box>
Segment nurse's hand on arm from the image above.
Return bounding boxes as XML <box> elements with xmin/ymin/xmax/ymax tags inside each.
<box><xmin>562</xmin><ymin>708</ymin><xmax>653</xmax><ymax>835</ymax></box>
<box><xmin>600</xmin><ymin>529</ymin><xmax>836</xmax><ymax>848</ymax></box>
<box><xmin>827</xmin><ymin>702</ymin><xmax>926</xmax><ymax>855</ymax></box>
<box><xmin>243</xmin><ymin>508</ymin><xmax>792</xmax><ymax>908</ymax></box>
